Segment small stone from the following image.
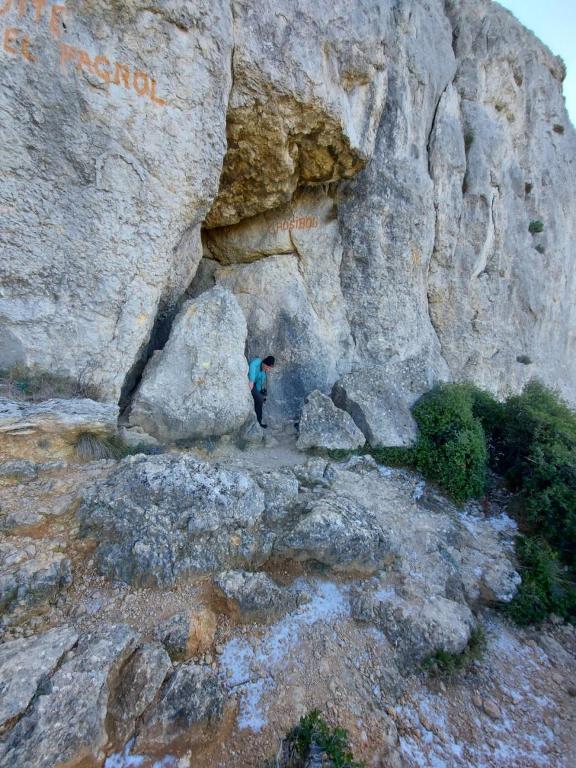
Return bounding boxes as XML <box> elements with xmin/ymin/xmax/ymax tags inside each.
<box><xmin>154</xmin><ymin>609</ymin><xmax>217</xmax><ymax>661</ymax></box>
<box><xmin>482</xmin><ymin>699</ymin><xmax>501</xmax><ymax>720</ymax></box>
<box><xmin>472</xmin><ymin>693</ymin><xmax>483</xmax><ymax>709</ymax></box>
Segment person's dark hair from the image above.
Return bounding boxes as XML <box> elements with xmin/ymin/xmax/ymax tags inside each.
<box><xmin>263</xmin><ymin>356</ymin><xmax>275</xmax><ymax>367</ymax></box>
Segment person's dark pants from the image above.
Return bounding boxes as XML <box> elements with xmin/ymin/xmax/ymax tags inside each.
<box><xmin>251</xmin><ymin>389</ymin><xmax>265</xmax><ymax>425</ymax></box>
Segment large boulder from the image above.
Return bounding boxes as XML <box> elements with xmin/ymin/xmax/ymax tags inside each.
<box><xmin>129</xmin><ymin>288</ymin><xmax>253</xmax><ymax>441</ymax></box>
<box><xmin>0</xmin><ymin>398</ymin><xmax>118</xmax><ymax>462</ymax></box>
<box><xmin>77</xmin><ymin>454</ymin><xmax>268</xmax><ymax>586</ymax></box>
<box><xmin>296</xmin><ymin>390</ymin><xmax>365</xmax><ymax>452</ymax></box>
<box><xmin>0</xmin><ymin>0</ymin><xmax>234</xmax><ymax>399</ymax></box>
<box><xmin>332</xmin><ymin>367</ymin><xmax>419</xmax><ymax>447</ymax></box>
<box><xmin>135</xmin><ymin>661</ymin><xmax>225</xmax><ymax>753</ymax></box>
<box><xmin>0</xmin><ymin>626</ymin><xmax>79</xmax><ymax>730</ymax></box>
<box><xmin>323</xmin><ymin>462</ymin><xmax>520</xmax><ymax>605</ymax></box>
<box><xmin>351</xmin><ymin>582</ymin><xmax>476</xmax><ymax>665</ymax></box>
<box><xmin>0</xmin><ymin>539</ymin><xmax>72</xmax><ymax>624</ymax></box>
<box><xmin>214</xmin><ymin>569</ymin><xmax>306</xmax><ymax>622</ymax></box>
<box><xmin>275</xmin><ymin>493</ymin><xmax>395</xmax><ymax>574</ymax></box>
<box><xmin>107</xmin><ymin>642</ymin><xmax>173</xmax><ymax>747</ymax></box>
<box><xmin>0</xmin><ymin>624</ymin><xmax>138</xmax><ymax>768</ymax></box>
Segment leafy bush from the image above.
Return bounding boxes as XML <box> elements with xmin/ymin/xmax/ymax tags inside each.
<box><xmin>528</xmin><ymin>220</ymin><xmax>544</xmax><ymax>234</ymax></box>
<box><xmin>492</xmin><ymin>381</ymin><xmax>576</xmax><ymax>565</ymax></box>
<box><xmin>421</xmin><ymin>626</ymin><xmax>486</xmax><ymax>679</ymax></box>
<box><xmin>506</xmin><ymin>537</ymin><xmax>576</xmax><ymax>625</ymax></box>
<box><xmin>410</xmin><ymin>384</ymin><xmax>488</xmax><ymax>503</ymax></box>
<box><xmin>278</xmin><ymin>710</ymin><xmax>364</xmax><ymax>768</ymax></box>
<box><xmin>472</xmin><ymin>380</ymin><xmax>576</xmax><ymax>623</ymax></box>
<box><xmin>368</xmin><ymin>445</ymin><xmax>416</xmax><ymax>467</ymax></box>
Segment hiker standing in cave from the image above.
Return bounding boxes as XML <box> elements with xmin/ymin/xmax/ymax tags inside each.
<box><xmin>248</xmin><ymin>355</ymin><xmax>275</xmax><ymax>428</ymax></box>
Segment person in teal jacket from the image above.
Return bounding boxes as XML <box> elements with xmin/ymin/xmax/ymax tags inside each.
<box><xmin>248</xmin><ymin>355</ymin><xmax>275</xmax><ymax>427</ymax></box>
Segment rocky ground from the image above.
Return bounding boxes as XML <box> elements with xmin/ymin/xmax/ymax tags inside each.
<box><xmin>1</xmin><ymin>421</ymin><xmax>575</xmax><ymax>768</ymax></box>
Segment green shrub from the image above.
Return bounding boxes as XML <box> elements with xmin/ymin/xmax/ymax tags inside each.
<box><xmin>279</xmin><ymin>710</ymin><xmax>364</xmax><ymax>768</ymax></box>
<box><xmin>495</xmin><ymin>381</ymin><xmax>576</xmax><ymax>565</ymax></box>
<box><xmin>421</xmin><ymin>626</ymin><xmax>486</xmax><ymax>679</ymax></box>
<box><xmin>528</xmin><ymin>220</ymin><xmax>544</xmax><ymax>234</ymax></box>
<box><xmin>368</xmin><ymin>445</ymin><xmax>416</xmax><ymax>467</ymax></box>
<box><xmin>506</xmin><ymin>537</ymin><xmax>576</xmax><ymax>625</ymax></box>
<box><xmin>410</xmin><ymin>384</ymin><xmax>488</xmax><ymax>503</ymax></box>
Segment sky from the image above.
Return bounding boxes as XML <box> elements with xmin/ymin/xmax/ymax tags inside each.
<box><xmin>497</xmin><ymin>0</ymin><xmax>575</xmax><ymax>125</ymax></box>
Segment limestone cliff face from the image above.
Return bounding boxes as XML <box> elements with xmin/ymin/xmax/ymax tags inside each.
<box><xmin>1</xmin><ymin>0</ymin><xmax>574</xmax><ymax>423</ymax></box>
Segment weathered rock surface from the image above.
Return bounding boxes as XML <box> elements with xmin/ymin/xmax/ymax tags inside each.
<box><xmin>0</xmin><ymin>0</ymin><xmax>574</xmax><ymax>435</ymax></box>
<box><xmin>428</xmin><ymin>0</ymin><xmax>576</xmax><ymax>400</ymax></box>
<box><xmin>296</xmin><ymin>390</ymin><xmax>366</xmax><ymax>452</ymax></box>
<box><xmin>129</xmin><ymin>288</ymin><xmax>252</xmax><ymax>441</ymax></box>
<box><xmin>0</xmin><ymin>0</ymin><xmax>234</xmax><ymax>400</ymax></box>
<box><xmin>0</xmin><ymin>623</ymin><xmax>138</xmax><ymax>768</ymax></box>
<box><xmin>250</xmin><ymin>468</ymin><xmax>300</xmax><ymax>523</ymax></box>
<box><xmin>0</xmin><ymin>625</ymin><xmax>78</xmax><ymax>731</ymax></box>
<box><xmin>337</xmin><ymin>0</ymin><xmax>454</xmax><ymax>388</ymax></box>
<box><xmin>135</xmin><ymin>661</ymin><xmax>225</xmax><ymax>753</ymax></box>
<box><xmin>275</xmin><ymin>492</ymin><xmax>394</xmax><ymax>574</ymax></box>
<box><xmin>214</xmin><ymin>569</ymin><xmax>305</xmax><ymax>622</ymax></box>
<box><xmin>0</xmin><ymin>539</ymin><xmax>72</xmax><ymax>623</ymax></box>
<box><xmin>0</xmin><ymin>398</ymin><xmax>118</xmax><ymax>462</ymax></box>
<box><xmin>204</xmin><ymin>0</ymin><xmax>389</xmax><ymax>227</ymax></box>
<box><xmin>154</xmin><ymin>609</ymin><xmax>217</xmax><ymax>660</ymax></box>
<box><xmin>204</xmin><ymin>191</ymin><xmax>356</xmax><ymax>423</ymax></box>
<box><xmin>332</xmin><ymin>366</ymin><xmax>420</xmax><ymax>447</ymax></box>
<box><xmin>107</xmin><ymin>642</ymin><xmax>173</xmax><ymax>747</ymax></box>
<box><xmin>0</xmin><ymin>460</ymin><xmax>38</xmax><ymax>483</ymax></box>
<box><xmin>351</xmin><ymin>583</ymin><xmax>476</xmax><ymax>665</ymax></box>
<box><xmin>77</xmin><ymin>454</ymin><xmax>268</xmax><ymax>586</ymax></box>
<box><xmin>77</xmin><ymin>451</ymin><xmax>519</xmax><ymax>615</ymax></box>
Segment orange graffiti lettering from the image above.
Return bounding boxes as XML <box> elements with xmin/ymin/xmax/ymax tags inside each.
<box><xmin>76</xmin><ymin>49</ymin><xmax>93</xmax><ymax>74</ymax></box>
<box><xmin>59</xmin><ymin>41</ymin><xmax>79</xmax><ymax>71</ymax></box>
<box><xmin>1</xmin><ymin>3</ymin><xmax>169</xmax><ymax>108</ymax></box>
<box><xmin>133</xmin><ymin>70</ymin><xmax>149</xmax><ymax>96</ymax></box>
<box><xmin>31</xmin><ymin>0</ymin><xmax>46</xmax><ymax>23</ymax></box>
<box><xmin>93</xmin><ymin>55</ymin><xmax>110</xmax><ymax>84</ymax></box>
<box><xmin>112</xmin><ymin>62</ymin><xmax>130</xmax><ymax>89</ymax></box>
<box><xmin>3</xmin><ymin>27</ymin><xmax>18</xmax><ymax>54</ymax></box>
<box><xmin>149</xmin><ymin>78</ymin><xmax>166</xmax><ymax>106</ymax></box>
<box><xmin>50</xmin><ymin>4</ymin><xmax>65</xmax><ymax>39</ymax></box>
<box><xmin>21</xmin><ymin>34</ymin><xmax>35</xmax><ymax>61</ymax></box>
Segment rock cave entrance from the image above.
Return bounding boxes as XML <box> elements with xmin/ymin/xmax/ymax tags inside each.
<box><xmin>192</xmin><ymin>184</ymin><xmax>355</xmax><ymax>428</ymax></box>
<box><xmin>121</xmin><ymin>90</ymin><xmax>372</xmax><ymax>433</ymax></box>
